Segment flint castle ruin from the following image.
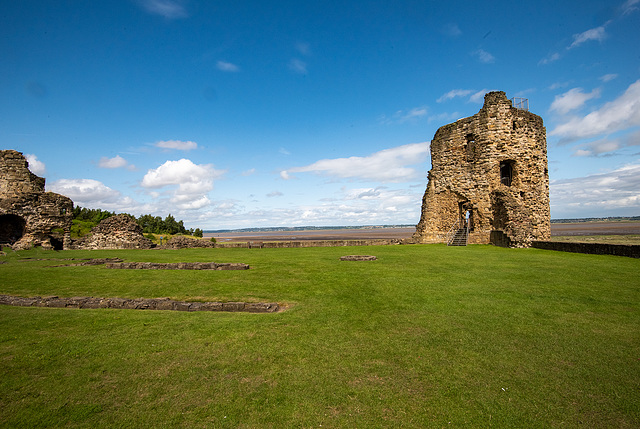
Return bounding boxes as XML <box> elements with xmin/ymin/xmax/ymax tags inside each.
<box><xmin>1</xmin><ymin>91</ymin><xmax>550</xmax><ymax>250</ymax></box>
<box><xmin>413</xmin><ymin>91</ymin><xmax>550</xmax><ymax>247</ymax></box>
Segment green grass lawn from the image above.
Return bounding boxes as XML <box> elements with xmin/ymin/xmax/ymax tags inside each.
<box><xmin>0</xmin><ymin>245</ymin><xmax>638</xmax><ymax>428</ymax></box>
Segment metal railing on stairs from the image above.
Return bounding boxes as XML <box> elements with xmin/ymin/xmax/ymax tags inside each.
<box><xmin>446</xmin><ymin>220</ymin><xmax>469</xmax><ymax>246</ymax></box>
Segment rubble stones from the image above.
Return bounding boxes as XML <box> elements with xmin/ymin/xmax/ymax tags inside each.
<box><xmin>0</xmin><ymin>294</ymin><xmax>279</xmax><ymax>313</ymax></box>
<box><xmin>0</xmin><ymin>150</ymin><xmax>73</xmax><ymax>250</ymax></box>
<box><xmin>413</xmin><ymin>92</ymin><xmax>550</xmax><ymax>247</ymax></box>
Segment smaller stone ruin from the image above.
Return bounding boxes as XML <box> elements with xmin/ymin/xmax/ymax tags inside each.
<box><xmin>0</xmin><ymin>150</ymin><xmax>73</xmax><ymax>250</ymax></box>
<box><xmin>74</xmin><ymin>214</ymin><xmax>154</xmax><ymax>250</ymax></box>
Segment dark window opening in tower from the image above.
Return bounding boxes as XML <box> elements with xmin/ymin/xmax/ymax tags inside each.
<box><xmin>465</xmin><ymin>134</ymin><xmax>476</xmax><ymax>161</ymax></box>
<box><xmin>500</xmin><ymin>161</ymin><xmax>514</xmax><ymax>186</ymax></box>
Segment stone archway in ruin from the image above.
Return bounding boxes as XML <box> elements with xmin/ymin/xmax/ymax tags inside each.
<box><xmin>0</xmin><ymin>214</ymin><xmax>26</xmax><ymax>246</ymax></box>
<box><xmin>458</xmin><ymin>201</ymin><xmax>475</xmax><ymax>231</ymax></box>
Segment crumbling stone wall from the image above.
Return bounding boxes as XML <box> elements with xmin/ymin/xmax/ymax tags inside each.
<box><xmin>75</xmin><ymin>213</ymin><xmax>154</xmax><ymax>249</ymax></box>
<box><xmin>162</xmin><ymin>235</ymin><xmax>216</xmax><ymax>249</ymax></box>
<box><xmin>413</xmin><ymin>92</ymin><xmax>550</xmax><ymax>247</ymax></box>
<box><xmin>0</xmin><ymin>150</ymin><xmax>73</xmax><ymax>250</ymax></box>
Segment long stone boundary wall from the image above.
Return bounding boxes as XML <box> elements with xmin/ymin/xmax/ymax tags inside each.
<box><xmin>0</xmin><ymin>295</ymin><xmax>279</xmax><ymax>313</ymax></box>
<box><xmin>215</xmin><ymin>239</ymin><xmax>401</xmax><ymax>248</ymax></box>
<box><xmin>105</xmin><ymin>262</ymin><xmax>249</xmax><ymax>270</ymax></box>
<box><xmin>531</xmin><ymin>241</ymin><xmax>640</xmax><ymax>258</ymax></box>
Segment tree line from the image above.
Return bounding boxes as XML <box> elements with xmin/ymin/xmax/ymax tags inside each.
<box><xmin>72</xmin><ymin>207</ymin><xmax>203</xmax><ymax>237</ymax></box>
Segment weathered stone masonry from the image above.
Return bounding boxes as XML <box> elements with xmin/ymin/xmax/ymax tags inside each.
<box><xmin>0</xmin><ymin>150</ymin><xmax>73</xmax><ymax>250</ymax></box>
<box><xmin>413</xmin><ymin>91</ymin><xmax>550</xmax><ymax>247</ymax></box>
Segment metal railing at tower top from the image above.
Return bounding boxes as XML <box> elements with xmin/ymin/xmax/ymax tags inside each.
<box><xmin>511</xmin><ymin>97</ymin><xmax>529</xmax><ymax>111</ymax></box>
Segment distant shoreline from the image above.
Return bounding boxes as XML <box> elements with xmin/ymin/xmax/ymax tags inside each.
<box><xmin>204</xmin><ymin>221</ymin><xmax>640</xmax><ymax>242</ymax></box>
<box><xmin>204</xmin><ymin>217</ymin><xmax>640</xmax><ymax>235</ymax></box>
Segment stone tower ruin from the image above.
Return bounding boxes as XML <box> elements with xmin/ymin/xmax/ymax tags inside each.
<box><xmin>413</xmin><ymin>91</ymin><xmax>550</xmax><ymax>247</ymax></box>
<box><xmin>0</xmin><ymin>150</ymin><xmax>73</xmax><ymax>250</ymax></box>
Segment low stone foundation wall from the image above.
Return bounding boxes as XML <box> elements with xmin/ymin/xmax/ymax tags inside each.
<box><xmin>0</xmin><ymin>295</ymin><xmax>279</xmax><ymax>312</ymax></box>
<box><xmin>105</xmin><ymin>262</ymin><xmax>250</xmax><ymax>270</ymax></box>
<box><xmin>340</xmin><ymin>255</ymin><xmax>377</xmax><ymax>261</ymax></box>
<box><xmin>531</xmin><ymin>241</ymin><xmax>640</xmax><ymax>258</ymax></box>
<box><xmin>215</xmin><ymin>239</ymin><xmax>400</xmax><ymax>249</ymax></box>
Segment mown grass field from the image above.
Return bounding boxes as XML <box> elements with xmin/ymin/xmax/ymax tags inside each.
<box><xmin>0</xmin><ymin>244</ymin><xmax>638</xmax><ymax>428</ymax></box>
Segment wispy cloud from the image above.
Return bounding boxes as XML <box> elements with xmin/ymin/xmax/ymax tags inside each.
<box><xmin>442</xmin><ymin>23</ymin><xmax>462</xmax><ymax>37</ymax></box>
<box><xmin>266</xmin><ymin>191</ymin><xmax>283</xmax><ymax>198</ymax></box>
<box><xmin>379</xmin><ymin>106</ymin><xmax>429</xmax><ymax>124</ymax></box>
<box><xmin>141</xmin><ymin>159</ymin><xmax>225</xmax><ymax>209</ymax></box>
<box><xmin>24</xmin><ymin>154</ymin><xmax>46</xmax><ymax>176</ymax></box>
<box><xmin>288</xmin><ymin>58</ymin><xmax>307</xmax><ymax>74</ymax></box>
<box><xmin>549</xmin><ymin>87</ymin><xmax>601</xmax><ymax>115</ymax></box>
<box><xmin>98</xmin><ymin>155</ymin><xmax>135</xmax><ymax>170</ymax></box>
<box><xmin>600</xmin><ymin>73</ymin><xmax>618</xmax><ymax>82</ymax></box>
<box><xmin>154</xmin><ymin>140</ymin><xmax>198</xmax><ymax>151</ymax></box>
<box><xmin>437</xmin><ymin>89</ymin><xmax>474</xmax><ymax>103</ymax></box>
<box><xmin>469</xmin><ymin>90</ymin><xmax>490</xmax><ymax>103</ymax></box>
<box><xmin>138</xmin><ymin>0</ymin><xmax>188</xmax><ymax>19</ymax></box>
<box><xmin>550</xmin><ymin>80</ymin><xmax>640</xmax><ymax>141</ymax></box>
<box><xmin>539</xmin><ymin>52</ymin><xmax>561</xmax><ymax>65</ymax></box>
<box><xmin>295</xmin><ymin>42</ymin><xmax>310</xmax><ymax>56</ymax></box>
<box><xmin>281</xmin><ymin>142</ymin><xmax>430</xmax><ymax>183</ymax></box>
<box><xmin>573</xmin><ymin>130</ymin><xmax>640</xmax><ymax>157</ymax></box>
<box><xmin>436</xmin><ymin>89</ymin><xmax>489</xmax><ymax>104</ymax></box>
<box><xmin>622</xmin><ymin>0</ymin><xmax>640</xmax><ymax>15</ymax></box>
<box><xmin>472</xmin><ymin>49</ymin><xmax>495</xmax><ymax>64</ymax></box>
<box><xmin>572</xmin><ymin>138</ymin><xmax>622</xmax><ymax>157</ymax></box>
<box><xmin>216</xmin><ymin>61</ymin><xmax>239</xmax><ymax>72</ymax></box>
<box><xmin>551</xmin><ymin>162</ymin><xmax>640</xmax><ymax>217</ymax></box>
<box><xmin>569</xmin><ymin>25</ymin><xmax>608</xmax><ymax>49</ymax></box>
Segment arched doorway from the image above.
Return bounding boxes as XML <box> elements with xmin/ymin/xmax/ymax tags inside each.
<box><xmin>0</xmin><ymin>214</ymin><xmax>26</xmax><ymax>246</ymax></box>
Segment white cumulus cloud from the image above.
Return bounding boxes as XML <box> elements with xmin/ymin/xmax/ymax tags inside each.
<box><xmin>281</xmin><ymin>142</ymin><xmax>430</xmax><ymax>183</ymax></box>
<box><xmin>141</xmin><ymin>159</ymin><xmax>224</xmax><ymax>209</ymax></box>
<box><xmin>48</xmin><ymin>179</ymin><xmax>124</xmax><ymax>206</ymax></box>
<box><xmin>550</xmin><ymin>80</ymin><xmax>640</xmax><ymax>141</ymax></box>
<box><xmin>98</xmin><ymin>155</ymin><xmax>135</xmax><ymax>170</ymax></box>
<box><xmin>154</xmin><ymin>140</ymin><xmax>198</xmax><ymax>151</ymax></box>
<box><xmin>25</xmin><ymin>154</ymin><xmax>46</xmax><ymax>176</ymax></box>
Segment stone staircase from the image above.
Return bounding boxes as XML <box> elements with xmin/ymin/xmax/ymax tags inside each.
<box><xmin>447</xmin><ymin>227</ymin><xmax>469</xmax><ymax>246</ymax></box>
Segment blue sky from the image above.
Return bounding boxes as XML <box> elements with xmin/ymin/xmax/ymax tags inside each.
<box><xmin>2</xmin><ymin>0</ymin><xmax>639</xmax><ymax>229</ymax></box>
